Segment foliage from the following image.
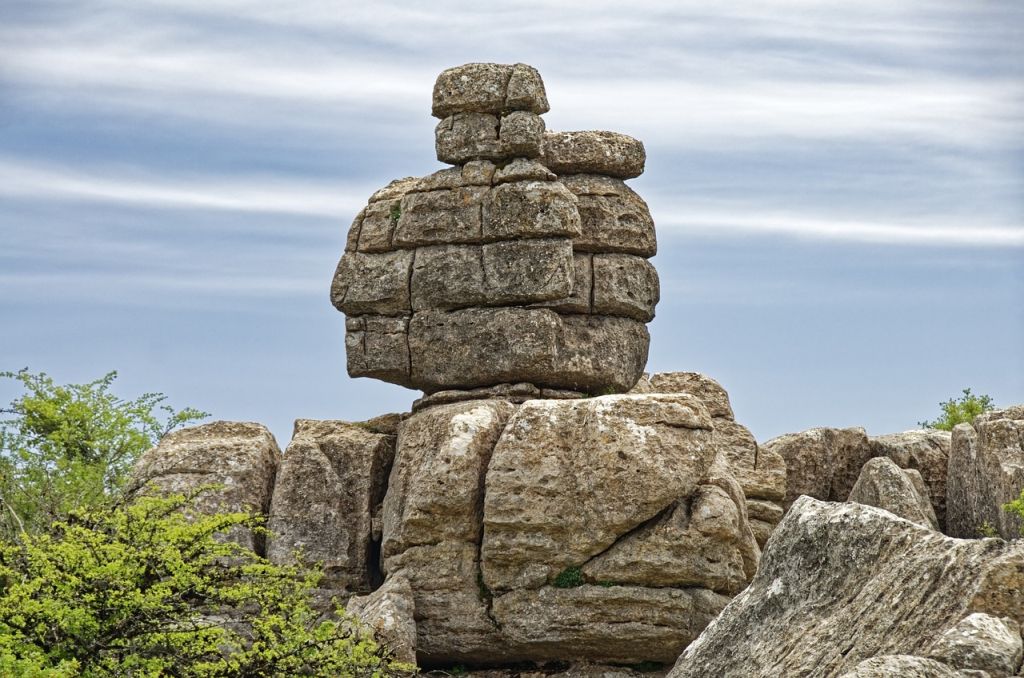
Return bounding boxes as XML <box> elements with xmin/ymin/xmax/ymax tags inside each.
<box><xmin>919</xmin><ymin>388</ymin><xmax>994</xmax><ymax>431</ymax></box>
<box><xmin>552</xmin><ymin>566</ymin><xmax>584</xmax><ymax>589</ymax></box>
<box><xmin>0</xmin><ymin>369</ymin><xmax>208</xmax><ymax>537</ymax></box>
<box><xmin>1003</xmin><ymin>488</ymin><xmax>1024</xmax><ymax>536</ymax></box>
<box><xmin>977</xmin><ymin>521</ymin><xmax>999</xmax><ymax>539</ymax></box>
<box><xmin>0</xmin><ymin>491</ymin><xmax>413</xmax><ymax>677</ymax></box>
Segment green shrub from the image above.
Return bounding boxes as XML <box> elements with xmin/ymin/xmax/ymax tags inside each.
<box><xmin>919</xmin><ymin>388</ymin><xmax>994</xmax><ymax>431</ymax></box>
<box><xmin>0</xmin><ymin>491</ymin><xmax>412</xmax><ymax>677</ymax></box>
<box><xmin>1003</xmin><ymin>488</ymin><xmax>1024</xmax><ymax>536</ymax></box>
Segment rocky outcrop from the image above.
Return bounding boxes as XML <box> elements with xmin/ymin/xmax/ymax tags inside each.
<box><xmin>926</xmin><ymin>613</ymin><xmax>1022</xmax><ymax>677</ymax></box>
<box><xmin>634</xmin><ymin>372</ymin><xmax>786</xmax><ymax>547</ymax></box>
<box><xmin>347</xmin><ymin>574</ymin><xmax>418</xmax><ymax>666</ymax></box>
<box><xmin>848</xmin><ymin>456</ymin><xmax>938</xmax><ymax>529</ymax></box>
<box><xmin>761</xmin><ymin>426</ymin><xmax>873</xmax><ymax>509</ymax></box>
<box><xmin>377</xmin><ymin>391</ymin><xmax>760</xmax><ymax>666</ymax></box>
<box><xmin>667</xmin><ymin>497</ymin><xmax>1024</xmax><ymax>678</ymax></box>
<box><xmin>331</xmin><ymin>62</ymin><xmax>658</xmax><ymax>395</ymax></box>
<box><xmin>869</xmin><ymin>429</ymin><xmax>952</xmax><ymax>528</ymax></box>
<box><xmin>947</xmin><ymin>406</ymin><xmax>1024</xmax><ymax>540</ymax></box>
<box><xmin>266</xmin><ymin>419</ymin><xmax>396</xmax><ymax>595</ymax></box>
<box><xmin>130</xmin><ymin>421</ymin><xmax>281</xmax><ymax>553</ymax></box>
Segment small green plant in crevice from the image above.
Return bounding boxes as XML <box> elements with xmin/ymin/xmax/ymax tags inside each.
<box><xmin>1002</xmin><ymin>488</ymin><xmax>1024</xmax><ymax>537</ymax></box>
<box><xmin>553</xmin><ymin>565</ymin><xmax>584</xmax><ymax>588</ymax></box>
<box><xmin>448</xmin><ymin>665</ymin><xmax>467</xmax><ymax>677</ymax></box>
<box><xmin>977</xmin><ymin>521</ymin><xmax>999</xmax><ymax>538</ymax></box>
<box><xmin>389</xmin><ymin>202</ymin><xmax>402</xmax><ymax>223</ymax></box>
<box><xmin>597</xmin><ymin>580</ymin><xmax>618</xmax><ymax>588</ymax></box>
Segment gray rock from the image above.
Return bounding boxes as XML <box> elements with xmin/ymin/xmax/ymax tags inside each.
<box><xmin>493</xmin><ymin>157</ymin><xmax>556</xmax><ymax>184</ymax></box>
<box><xmin>531</xmin><ymin>252</ymin><xmax>592</xmax><ymax>314</ymax></box>
<box><xmin>347</xmin><ymin>574</ymin><xmax>418</xmax><ymax>666</ymax></box>
<box><xmin>266</xmin><ymin>419</ymin><xmax>395</xmax><ymax>593</ymax></box>
<box><xmin>927</xmin><ymin>613</ymin><xmax>1022</xmax><ymax>677</ymax></box>
<box><xmin>406</xmin><ymin>308</ymin><xmax>649</xmax><ymax>394</ymax></box>
<box><xmin>560</xmin><ymin>175</ymin><xmax>656</xmax><ymax>257</ymax></box>
<box><xmin>761</xmin><ymin>426</ymin><xmax>873</xmax><ymax>508</ymax></box>
<box><xmin>393</xmin><ymin>186</ymin><xmax>488</xmax><ymax>247</ymax></box>
<box><xmin>667</xmin><ymin>497</ymin><xmax>1024</xmax><ymax>678</ymax></box>
<box><xmin>642</xmin><ymin>372</ymin><xmax>734</xmax><ymax>419</ymax></box>
<box><xmin>345</xmin><ymin>315</ymin><xmax>411</xmax><ymax>386</ymax></box>
<box><xmin>492</xmin><ymin>585</ymin><xmax>730</xmax><ymax>665</ymax></box>
<box><xmin>131</xmin><ymin>421</ymin><xmax>281</xmax><ymax>554</ymax></box>
<box><xmin>482</xmin><ymin>180</ymin><xmax>581</xmax><ymax>241</ymax></box>
<box><xmin>434</xmin><ymin>112</ymin><xmax>544</xmax><ymax>164</ymax></box>
<box><xmin>848</xmin><ymin>456</ymin><xmax>939</xmax><ymax>529</ymax></box>
<box><xmin>498</xmin><ymin>111</ymin><xmax>545</xmax><ymax>158</ymax></box>
<box><xmin>946</xmin><ymin>407</ymin><xmax>1024</xmax><ymax>540</ymax></box>
<box><xmin>838</xmin><ymin>656</ymin><xmax>968</xmax><ymax>677</ymax></box>
<box><xmin>481</xmin><ymin>238</ymin><xmax>574</xmax><ymax>304</ymax></box>
<box><xmin>591</xmin><ymin>253</ymin><xmax>659</xmax><ymax>322</ymax></box>
<box><xmin>870</xmin><ymin>429</ymin><xmax>952</xmax><ymax>528</ymax></box>
<box><xmin>481</xmin><ymin>394</ymin><xmax>715</xmax><ymax>591</ymax></box>
<box><xmin>410</xmin><ymin>244</ymin><xmax>486</xmax><ymax>311</ymax></box>
<box><xmin>432</xmin><ymin>62</ymin><xmax>549</xmax><ymax>118</ymax></box>
<box><xmin>330</xmin><ymin>250</ymin><xmax>412</xmax><ymax>316</ymax></box>
<box><xmin>542</xmin><ymin>131</ymin><xmax>646</xmax><ymax>179</ymax></box>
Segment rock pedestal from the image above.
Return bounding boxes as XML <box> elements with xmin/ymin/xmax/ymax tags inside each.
<box><xmin>331</xmin><ymin>62</ymin><xmax>658</xmax><ymax>396</ymax></box>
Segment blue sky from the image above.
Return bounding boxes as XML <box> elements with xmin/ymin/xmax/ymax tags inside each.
<box><xmin>1</xmin><ymin>0</ymin><xmax>1021</xmax><ymax>445</ymax></box>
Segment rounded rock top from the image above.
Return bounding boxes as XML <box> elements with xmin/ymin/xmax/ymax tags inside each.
<box><xmin>432</xmin><ymin>62</ymin><xmax>550</xmax><ymax>118</ymax></box>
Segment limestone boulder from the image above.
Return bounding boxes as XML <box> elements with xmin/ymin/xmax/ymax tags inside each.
<box><xmin>559</xmin><ymin>174</ymin><xmax>656</xmax><ymax>257</ymax></box>
<box><xmin>266</xmin><ymin>419</ymin><xmax>396</xmax><ymax>593</ymax></box>
<box><xmin>432</xmin><ymin>63</ymin><xmax>549</xmax><ymax>118</ymax></box>
<box><xmin>347</xmin><ymin>574</ymin><xmax>418</xmax><ymax>666</ymax></box>
<box><xmin>481</xmin><ymin>394</ymin><xmax>716</xmax><ymax>592</ymax></box>
<box><xmin>870</xmin><ymin>429</ymin><xmax>952</xmax><ymax>528</ymax></box>
<box><xmin>542</xmin><ymin>131</ymin><xmax>646</xmax><ymax>179</ymax></box>
<box><xmin>848</xmin><ymin>456</ymin><xmax>939</xmax><ymax>529</ymax></box>
<box><xmin>927</xmin><ymin>613</ymin><xmax>1022</xmax><ymax>677</ymax></box>
<box><xmin>946</xmin><ymin>406</ymin><xmax>1024</xmax><ymax>540</ymax></box>
<box><xmin>667</xmin><ymin>497</ymin><xmax>1024</xmax><ymax>678</ymax></box>
<box><xmin>130</xmin><ymin>421</ymin><xmax>280</xmax><ymax>554</ymax></box>
<box><xmin>761</xmin><ymin>426</ymin><xmax>873</xmax><ymax>508</ymax></box>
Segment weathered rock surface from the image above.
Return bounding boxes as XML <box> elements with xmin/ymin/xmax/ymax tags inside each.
<box><xmin>266</xmin><ymin>419</ymin><xmax>395</xmax><ymax>593</ymax></box>
<box><xmin>837</xmin><ymin>656</ymin><xmax>970</xmax><ymax>677</ymax></box>
<box><xmin>542</xmin><ymin>131</ymin><xmax>646</xmax><ymax>179</ymax></box>
<box><xmin>761</xmin><ymin>426</ymin><xmax>873</xmax><ymax>508</ymax></box>
<box><xmin>332</xmin><ymin>63</ymin><xmax>659</xmax><ymax>397</ymax></box>
<box><xmin>131</xmin><ymin>421</ymin><xmax>280</xmax><ymax>553</ymax></box>
<box><xmin>347</xmin><ymin>574</ymin><xmax>417</xmax><ymax>666</ymax></box>
<box><xmin>870</xmin><ymin>429</ymin><xmax>952</xmax><ymax>527</ymax></box>
<box><xmin>667</xmin><ymin>497</ymin><xmax>1024</xmax><ymax>678</ymax></box>
<box><xmin>848</xmin><ymin>456</ymin><xmax>939</xmax><ymax>529</ymax></box>
<box><xmin>927</xmin><ymin>613</ymin><xmax>1023</xmax><ymax>677</ymax></box>
<box><xmin>947</xmin><ymin>406</ymin><xmax>1024</xmax><ymax>540</ymax></box>
<box><xmin>481</xmin><ymin>394</ymin><xmax>716</xmax><ymax>592</ymax></box>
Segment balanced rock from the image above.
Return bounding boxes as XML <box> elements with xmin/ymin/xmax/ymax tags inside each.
<box><xmin>946</xmin><ymin>406</ymin><xmax>1024</xmax><ymax>540</ymax></box>
<box><xmin>331</xmin><ymin>63</ymin><xmax>658</xmax><ymax>395</ymax></box>
<box><xmin>667</xmin><ymin>497</ymin><xmax>1024</xmax><ymax>678</ymax></box>
<box><xmin>130</xmin><ymin>421</ymin><xmax>281</xmax><ymax>554</ymax></box>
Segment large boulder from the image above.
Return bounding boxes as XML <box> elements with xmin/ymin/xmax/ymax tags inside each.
<box><xmin>760</xmin><ymin>426</ymin><xmax>872</xmax><ymax>508</ymax></box>
<box><xmin>347</xmin><ymin>574</ymin><xmax>418</xmax><ymax>666</ymax></box>
<box><xmin>848</xmin><ymin>456</ymin><xmax>939</xmax><ymax>529</ymax></box>
<box><xmin>926</xmin><ymin>613</ymin><xmax>1022</xmax><ymax>677</ymax></box>
<box><xmin>869</xmin><ymin>429</ymin><xmax>952</xmax><ymax>528</ymax></box>
<box><xmin>266</xmin><ymin>419</ymin><xmax>396</xmax><ymax>595</ymax></box>
<box><xmin>667</xmin><ymin>497</ymin><xmax>1024</xmax><ymax>678</ymax></box>
<box><xmin>946</xmin><ymin>406</ymin><xmax>1024</xmax><ymax>540</ymax></box>
<box><xmin>379</xmin><ymin>393</ymin><xmax>762</xmax><ymax>667</ymax></box>
<box><xmin>130</xmin><ymin>421</ymin><xmax>281</xmax><ymax>554</ymax></box>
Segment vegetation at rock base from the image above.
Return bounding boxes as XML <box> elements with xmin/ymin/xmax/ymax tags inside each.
<box><xmin>0</xmin><ymin>369</ymin><xmax>208</xmax><ymax>537</ymax></box>
<box><xmin>0</xmin><ymin>370</ymin><xmax>412</xmax><ymax>677</ymax></box>
<box><xmin>1003</xmin><ymin>489</ymin><xmax>1024</xmax><ymax>536</ymax></box>
<box><xmin>0</xmin><ymin>491</ymin><xmax>412</xmax><ymax>677</ymax></box>
<box><xmin>918</xmin><ymin>388</ymin><xmax>994</xmax><ymax>431</ymax></box>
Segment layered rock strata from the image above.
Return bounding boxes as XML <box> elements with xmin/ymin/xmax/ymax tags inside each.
<box><xmin>331</xmin><ymin>63</ymin><xmax>658</xmax><ymax>395</ymax></box>
<box><xmin>668</xmin><ymin>497</ymin><xmax>1024</xmax><ymax>678</ymax></box>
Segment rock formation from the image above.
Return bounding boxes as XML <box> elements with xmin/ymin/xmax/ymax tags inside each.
<box><xmin>947</xmin><ymin>406</ymin><xmax>1024</xmax><ymax>540</ymax></box>
<box><xmin>667</xmin><ymin>497</ymin><xmax>1024</xmax><ymax>678</ymax></box>
<box><xmin>847</xmin><ymin>456</ymin><xmax>938</xmax><ymax>529</ymax></box>
<box><xmin>330</xmin><ymin>62</ymin><xmax>658</xmax><ymax>396</ymax></box>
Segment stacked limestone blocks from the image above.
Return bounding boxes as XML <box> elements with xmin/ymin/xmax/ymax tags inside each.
<box><xmin>331</xmin><ymin>63</ymin><xmax>659</xmax><ymax>395</ymax></box>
